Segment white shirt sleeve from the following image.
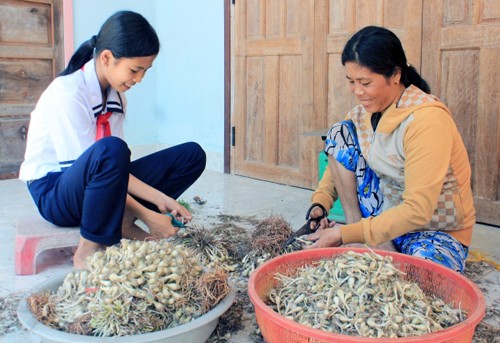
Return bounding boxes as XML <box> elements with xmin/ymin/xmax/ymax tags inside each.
<box><xmin>20</xmin><ymin>63</ymin><xmax>127</xmax><ymax>181</ymax></box>
<box><xmin>43</xmin><ymin>87</ymin><xmax>95</xmax><ymax>163</ymax></box>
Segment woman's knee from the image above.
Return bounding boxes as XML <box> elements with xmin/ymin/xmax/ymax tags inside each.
<box><xmin>326</xmin><ymin>121</ymin><xmax>356</xmax><ymax>148</ymax></box>
<box><xmin>331</xmin><ymin>120</ymin><xmax>352</xmax><ymax>129</ymax></box>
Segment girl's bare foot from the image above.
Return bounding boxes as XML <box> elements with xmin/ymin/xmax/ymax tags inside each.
<box><xmin>122</xmin><ymin>209</ymin><xmax>152</xmax><ymax>240</ymax></box>
<box><xmin>123</xmin><ymin>223</ymin><xmax>152</xmax><ymax>240</ymax></box>
<box><xmin>73</xmin><ymin>237</ymin><xmax>104</xmax><ymax>270</ymax></box>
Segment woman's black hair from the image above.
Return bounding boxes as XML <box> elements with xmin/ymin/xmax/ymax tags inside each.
<box><xmin>341</xmin><ymin>26</ymin><xmax>430</xmax><ymax>93</ymax></box>
<box><xmin>59</xmin><ymin>11</ymin><xmax>160</xmax><ymax>76</ymax></box>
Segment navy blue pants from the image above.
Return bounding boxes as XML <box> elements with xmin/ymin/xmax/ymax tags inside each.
<box><xmin>27</xmin><ymin>137</ymin><xmax>206</xmax><ymax>246</ymax></box>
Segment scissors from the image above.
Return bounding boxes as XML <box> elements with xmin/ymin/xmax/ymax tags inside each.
<box><xmin>166</xmin><ymin>213</ymin><xmax>185</xmax><ymax>228</ymax></box>
<box><xmin>281</xmin><ymin>204</ymin><xmax>328</xmax><ymax>248</ymax></box>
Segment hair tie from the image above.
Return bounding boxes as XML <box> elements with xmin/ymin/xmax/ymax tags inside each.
<box><xmin>90</xmin><ymin>35</ymin><xmax>97</xmax><ymax>48</ymax></box>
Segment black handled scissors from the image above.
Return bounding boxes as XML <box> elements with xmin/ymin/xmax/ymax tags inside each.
<box><xmin>282</xmin><ymin>204</ymin><xmax>328</xmax><ymax>248</ymax></box>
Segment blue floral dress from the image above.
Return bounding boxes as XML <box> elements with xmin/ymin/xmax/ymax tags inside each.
<box><xmin>324</xmin><ymin>120</ymin><xmax>468</xmax><ymax>273</ymax></box>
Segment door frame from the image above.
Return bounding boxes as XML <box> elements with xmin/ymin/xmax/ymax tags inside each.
<box><xmin>0</xmin><ymin>0</ymin><xmax>69</xmax><ymax>179</ymax></box>
<box><xmin>62</xmin><ymin>0</ymin><xmax>74</xmax><ymax>65</ymax></box>
<box><xmin>224</xmin><ymin>0</ymin><xmax>232</xmax><ymax>173</ymax></box>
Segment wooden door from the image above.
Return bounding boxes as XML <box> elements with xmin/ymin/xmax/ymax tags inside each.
<box><xmin>0</xmin><ymin>0</ymin><xmax>64</xmax><ymax>179</ymax></box>
<box><xmin>421</xmin><ymin>0</ymin><xmax>500</xmax><ymax>226</ymax></box>
<box><xmin>322</xmin><ymin>0</ymin><xmax>423</xmax><ymax>127</ymax></box>
<box><xmin>233</xmin><ymin>0</ymin><xmax>423</xmax><ymax>189</ymax></box>
<box><xmin>233</xmin><ymin>0</ymin><xmax>319</xmax><ymax>188</ymax></box>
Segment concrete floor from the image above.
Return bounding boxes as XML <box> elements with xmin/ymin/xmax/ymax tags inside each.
<box><xmin>0</xmin><ymin>170</ymin><xmax>498</xmax><ymax>342</ymax></box>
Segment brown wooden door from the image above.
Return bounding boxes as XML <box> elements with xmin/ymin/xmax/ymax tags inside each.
<box><xmin>233</xmin><ymin>0</ymin><xmax>423</xmax><ymax>189</ymax></box>
<box><xmin>0</xmin><ymin>0</ymin><xmax>64</xmax><ymax>179</ymax></box>
<box><xmin>233</xmin><ymin>0</ymin><xmax>319</xmax><ymax>188</ymax></box>
<box><xmin>421</xmin><ymin>0</ymin><xmax>500</xmax><ymax>226</ymax></box>
<box><xmin>321</xmin><ymin>0</ymin><xmax>423</xmax><ymax>127</ymax></box>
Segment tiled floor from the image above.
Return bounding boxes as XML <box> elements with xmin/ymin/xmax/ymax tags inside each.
<box><xmin>0</xmin><ymin>170</ymin><xmax>498</xmax><ymax>342</ymax></box>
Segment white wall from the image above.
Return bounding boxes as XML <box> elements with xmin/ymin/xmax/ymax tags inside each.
<box><xmin>71</xmin><ymin>0</ymin><xmax>225</xmax><ymax>171</ymax></box>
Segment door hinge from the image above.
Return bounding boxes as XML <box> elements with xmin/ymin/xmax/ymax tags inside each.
<box><xmin>20</xmin><ymin>125</ymin><xmax>27</xmax><ymax>140</ymax></box>
<box><xmin>231</xmin><ymin>126</ymin><xmax>236</xmax><ymax>146</ymax></box>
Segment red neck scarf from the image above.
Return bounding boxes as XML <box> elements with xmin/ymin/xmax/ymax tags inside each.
<box><xmin>80</xmin><ymin>65</ymin><xmax>113</xmax><ymax>141</ymax></box>
<box><xmin>95</xmin><ymin>111</ymin><xmax>112</xmax><ymax>140</ymax></box>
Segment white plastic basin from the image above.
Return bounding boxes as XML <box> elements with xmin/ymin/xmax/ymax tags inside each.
<box><xmin>18</xmin><ymin>273</ymin><xmax>236</xmax><ymax>343</ymax></box>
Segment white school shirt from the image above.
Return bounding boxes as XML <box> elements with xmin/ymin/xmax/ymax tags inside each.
<box><xmin>19</xmin><ymin>59</ymin><xmax>126</xmax><ymax>181</ymax></box>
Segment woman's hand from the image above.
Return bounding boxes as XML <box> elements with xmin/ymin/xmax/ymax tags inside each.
<box><xmin>310</xmin><ymin>216</ymin><xmax>332</xmax><ymax>231</ymax></box>
<box><xmin>304</xmin><ymin>224</ymin><xmax>342</xmax><ymax>249</ymax></box>
<box><xmin>307</xmin><ymin>204</ymin><xmax>330</xmax><ymax>230</ymax></box>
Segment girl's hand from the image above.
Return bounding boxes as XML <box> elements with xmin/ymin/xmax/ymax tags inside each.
<box><xmin>156</xmin><ymin>195</ymin><xmax>192</xmax><ymax>223</ymax></box>
<box><xmin>304</xmin><ymin>224</ymin><xmax>342</xmax><ymax>249</ymax></box>
<box><xmin>128</xmin><ymin>175</ymin><xmax>193</xmax><ymax>224</ymax></box>
<box><xmin>146</xmin><ymin>211</ymin><xmax>180</xmax><ymax>238</ymax></box>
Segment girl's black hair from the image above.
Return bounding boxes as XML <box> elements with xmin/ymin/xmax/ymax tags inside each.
<box><xmin>59</xmin><ymin>11</ymin><xmax>160</xmax><ymax>76</ymax></box>
<box><xmin>341</xmin><ymin>26</ymin><xmax>430</xmax><ymax>93</ymax></box>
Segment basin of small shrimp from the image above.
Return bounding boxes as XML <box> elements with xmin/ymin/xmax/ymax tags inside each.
<box><xmin>248</xmin><ymin>248</ymin><xmax>485</xmax><ymax>343</ymax></box>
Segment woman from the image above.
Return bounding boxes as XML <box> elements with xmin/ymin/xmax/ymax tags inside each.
<box><xmin>305</xmin><ymin>26</ymin><xmax>475</xmax><ymax>273</ymax></box>
<box><xmin>19</xmin><ymin>11</ymin><xmax>206</xmax><ymax>269</ymax></box>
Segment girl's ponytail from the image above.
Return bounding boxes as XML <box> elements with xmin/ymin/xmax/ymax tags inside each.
<box><xmin>58</xmin><ymin>11</ymin><xmax>159</xmax><ymax>77</ymax></box>
<box><xmin>58</xmin><ymin>36</ymin><xmax>96</xmax><ymax>76</ymax></box>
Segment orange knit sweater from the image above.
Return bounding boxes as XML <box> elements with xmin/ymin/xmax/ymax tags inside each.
<box><xmin>312</xmin><ymin>86</ymin><xmax>475</xmax><ymax>246</ymax></box>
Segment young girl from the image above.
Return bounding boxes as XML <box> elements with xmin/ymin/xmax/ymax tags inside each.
<box><xmin>305</xmin><ymin>26</ymin><xmax>475</xmax><ymax>273</ymax></box>
<box><xmin>19</xmin><ymin>11</ymin><xmax>206</xmax><ymax>269</ymax></box>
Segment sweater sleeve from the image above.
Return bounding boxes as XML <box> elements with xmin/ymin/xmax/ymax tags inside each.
<box><xmin>310</xmin><ymin>161</ymin><xmax>338</xmax><ymax>214</ymax></box>
<box><xmin>341</xmin><ymin>108</ymin><xmax>454</xmax><ymax>245</ymax></box>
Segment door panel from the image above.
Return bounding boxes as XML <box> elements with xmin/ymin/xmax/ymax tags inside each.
<box><xmin>422</xmin><ymin>0</ymin><xmax>500</xmax><ymax>226</ymax></box>
<box><xmin>324</xmin><ymin>0</ymin><xmax>423</xmax><ymax>127</ymax></box>
<box><xmin>233</xmin><ymin>0</ymin><xmax>499</xmax><ymax>226</ymax></box>
<box><xmin>0</xmin><ymin>0</ymin><xmax>64</xmax><ymax>179</ymax></box>
<box><xmin>234</xmin><ymin>0</ymin><xmax>317</xmax><ymax>188</ymax></box>
<box><xmin>234</xmin><ymin>0</ymin><xmax>423</xmax><ymax>189</ymax></box>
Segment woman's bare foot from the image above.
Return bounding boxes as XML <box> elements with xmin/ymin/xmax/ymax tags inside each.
<box><xmin>73</xmin><ymin>237</ymin><xmax>104</xmax><ymax>270</ymax></box>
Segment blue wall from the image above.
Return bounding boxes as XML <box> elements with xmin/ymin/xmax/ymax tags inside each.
<box><xmin>155</xmin><ymin>1</ymin><xmax>224</xmax><ymax>153</ymax></box>
<box><xmin>71</xmin><ymin>0</ymin><xmax>224</xmax><ymax>169</ymax></box>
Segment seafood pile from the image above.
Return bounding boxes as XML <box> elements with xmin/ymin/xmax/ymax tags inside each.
<box><xmin>240</xmin><ymin>216</ymin><xmax>293</xmax><ymax>277</ymax></box>
<box><xmin>267</xmin><ymin>250</ymin><xmax>465</xmax><ymax>338</ymax></box>
<box><xmin>172</xmin><ymin>225</ymin><xmax>239</xmax><ymax>272</ymax></box>
<box><xmin>241</xmin><ymin>251</ymin><xmax>273</xmax><ymax>277</ymax></box>
<box><xmin>173</xmin><ymin>216</ymin><xmax>297</xmax><ymax>278</ymax></box>
<box><xmin>28</xmin><ymin>239</ymin><xmax>230</xmax><ymax>337</ymax></box>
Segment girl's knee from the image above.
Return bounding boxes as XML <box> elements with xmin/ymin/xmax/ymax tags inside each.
<box><xmin>93</xmin><ymin>137</ymin><xmax>130</xmax><ymax>169</ymax></box>
<box><xmin>184</xmin><ymin>142</ymin><xmax>206</xmax><ymax>164</ymax></box>
<box><xmin>97</xmin><ymin>137</ymin><xmax>129</xmax><ymax>156</ymax></box>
